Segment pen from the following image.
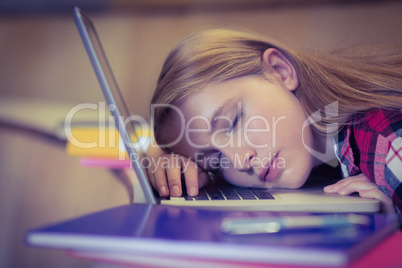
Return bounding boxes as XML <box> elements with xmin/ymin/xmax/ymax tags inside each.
<box><xmin>220</xmin><ymin>214</ymin><xmax>371</xmax><ymax>235</ymax></box>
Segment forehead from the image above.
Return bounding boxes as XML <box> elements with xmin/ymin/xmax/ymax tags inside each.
<box><xmin>174</xmin><ymin>81</ymin><xmax>240</xmax><ymax>125</ymax></box>
<box><xmin>182</xmin><ymin>82</ymin><xmax>235</xmax><ymax>116</ymax></box>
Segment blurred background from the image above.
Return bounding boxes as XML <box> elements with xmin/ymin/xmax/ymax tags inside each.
<box><xmin>0</xmin><ymin>0</ymin><xmax>401</xmax><ymax>267</ymax></box>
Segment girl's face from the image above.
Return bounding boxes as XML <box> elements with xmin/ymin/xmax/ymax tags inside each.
<box><xmin>163</xmin><ymin>75</ymin><xmax>315</xmax><ymax>189</ymax></box>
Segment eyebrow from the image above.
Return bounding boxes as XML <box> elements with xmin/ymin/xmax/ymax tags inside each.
<box><xmin>209</xmin><ymin>97</ymin><xmax>239</xmax><ymax>130</ymax></box>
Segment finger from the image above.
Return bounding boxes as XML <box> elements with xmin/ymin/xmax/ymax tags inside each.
<box><xmin>182</xmin><ymin>160</ymin><xmax>199</xmax><ymax>196</ymax></box>
<box><xmin>198</xmin><ymin>171</ymin><xmax>210</xmax><ymax>189</ymax></box>
<box><xmin>324</xmin><ymin>174</ymin><xmax>369</xmax><ymax>193</ymax></box>
<box><xmin>153</xmin><ymin>164</ymin><xmax>170</xmax><ymax>197</ymax></box>
<box><xmin>166</xmin><ymin>155</ymin><xmax>183</xmax><ymax>196</ymax></box>
<box><xmin>337</xmin><ymin>181</ymin><xmax>378</xmax><ymax>196</ymax></box>
<box><xmin>335</xmin><ymin>174</ymin><xmax>369</xmax><ymax>187</ymax></box>
<box><xmin>147</xmin><ymin>166</ymin><xmax>156</xmax><ymax>187</ymax></box>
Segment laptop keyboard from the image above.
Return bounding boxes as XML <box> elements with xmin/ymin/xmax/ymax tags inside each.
<box><xmin>183</xmin><ymin>178</ymin><xmax>275</xmax><ymax>201</ymax></box>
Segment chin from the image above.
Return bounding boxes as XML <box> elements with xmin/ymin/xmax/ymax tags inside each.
<box><xmin>289</xmin><ymin>180</ymin><xmax>307</xmax><ymax>189</ymax></box>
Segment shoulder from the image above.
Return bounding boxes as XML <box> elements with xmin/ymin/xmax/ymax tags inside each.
<box><xmin>349</xmin><ymin>109</ymin><xmax>402</xmax><ymax>160</ymax></box>
<box><xmin>350</xmin><ymin>109</ymin><xmax>402</xmax><ymax>139</ymax></box>
<box><xmin>335</xmin><ymin>109</ymin><xmax>402</xmax><ymax>210</ymax></box>
<box><xmin>334</xmin><ymin>109</ymin><xmax>402</xmax><ymax>177</ymax></box>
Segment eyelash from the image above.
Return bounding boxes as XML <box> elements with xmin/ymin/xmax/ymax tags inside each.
<box><xmin>213</xmin><ymin>108</ymin><xmax>242</xmax><ymax>173</ymax></box>
<box><xmin>230</xmin><ymin>109</ymin><xmax>242</xmax><ymax>132</ymax></box>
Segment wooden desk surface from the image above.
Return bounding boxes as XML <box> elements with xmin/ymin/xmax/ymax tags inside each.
<box><xmin>0</xmin><ymin>126</ymin><xmax>129</xmax><ymax>268</ymax></box>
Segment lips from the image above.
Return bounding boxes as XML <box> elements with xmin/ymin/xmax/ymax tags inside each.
<box><xmin>258</xmin><ymin>154</ymin><xmax>279</xmax><ymax>183</ymax></box>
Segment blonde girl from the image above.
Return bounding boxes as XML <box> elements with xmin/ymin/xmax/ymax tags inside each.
<box><xmin>147</xmin><ymin>28</ymin><xmax>402</xmax><ymax>213</ymax></box>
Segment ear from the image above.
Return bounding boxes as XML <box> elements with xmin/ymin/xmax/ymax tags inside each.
<box><xmin>262</xmin><ymin>48</ymin><xmax>298</xmax><ymax>91</ymax></box>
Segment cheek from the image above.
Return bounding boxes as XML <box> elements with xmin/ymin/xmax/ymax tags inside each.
<box><xmin>301</xmin><ymin>124</ymin><xmax>314</xmax><ymax>150</ymax></box>
<box><xmin>275</xmin><ymin>108</ymin><xmax>310</xmax><ymax>149</ymax></box>
<box><xmin>242</xmin><ymin>118</ymin><xmax>273</xmax><ymax>148</ymax></box>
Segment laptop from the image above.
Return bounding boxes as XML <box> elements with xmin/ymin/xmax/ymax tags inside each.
<box><xmin>73</xmin><ymin>7</ymin><xmax>379</xmax><ymax>213</ymax></box>
<box><xmin>25</xmin><ymin>203</ymin><xmax>400</xmax><ymax>267</ymax></box>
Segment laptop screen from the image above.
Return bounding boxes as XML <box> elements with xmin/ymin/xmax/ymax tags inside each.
<box><xmin>74</xmin><ymin>7</ymin><xmax>157</xmax><ymax>205</ymax></box>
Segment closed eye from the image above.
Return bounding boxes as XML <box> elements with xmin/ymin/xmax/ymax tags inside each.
<box><xmin>229</xmin><ymin>108</ymin><xmax>242</xmax><ymax>133</ymax></box>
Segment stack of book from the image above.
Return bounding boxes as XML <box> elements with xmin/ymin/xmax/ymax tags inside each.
<box><xmin>65</xmin><ymin>126</ymin><xmax>151</xmax><ymax>170</ymax></box>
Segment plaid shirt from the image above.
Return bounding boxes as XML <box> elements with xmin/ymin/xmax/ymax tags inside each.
<box><xmin>334</xmin><ymin>109</ymin><xmax>402</xmax><ymax>212</ymax></box>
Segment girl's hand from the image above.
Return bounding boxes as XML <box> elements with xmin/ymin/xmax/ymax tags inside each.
<box><xmin>323</xmin><ymin>173</ymin><xmax>395</xmax><ymax>213</ymax></box>
<box><xmin>147</xmin><ymin>153</ymin><xmax>209</xmax><ymax>197</ymax></box>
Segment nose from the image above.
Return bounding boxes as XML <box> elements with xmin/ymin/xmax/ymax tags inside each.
<box><xmin>221</xmin><ymin>147</ymin><xmax>257</xmax><ymax>171</ymax></box>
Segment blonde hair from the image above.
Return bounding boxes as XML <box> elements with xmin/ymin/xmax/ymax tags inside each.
<box><xmin>151</xmin><ymin>28</ymin><xmax>402</xmax><ymax>145</ymax></box>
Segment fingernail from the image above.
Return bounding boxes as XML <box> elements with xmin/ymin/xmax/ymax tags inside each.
<box><xmin>171</xmin><ymin>185</ymin><xmax>180</xmax><ymax>196</ymax></box>
<box><xmin>189</xmin><ymin>187</ymin><xmax>197</xmax><ymax>196</ymax></box>
<box><xmin>159</xmin><ymin>186</ymin><xmax>167</xmax><ymax>196</ymax></box>
<box><xmin>324</xmin><ymin>186</ymin><xmax>333</xmax><ymax>191</ymax></box>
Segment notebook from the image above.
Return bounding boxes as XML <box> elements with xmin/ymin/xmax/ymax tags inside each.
<box><xmin>73</xmin><ymin>7</ymin><xmax>380</xmax><ymax>213</ymax></box>
<box><xmin>25</xmin><ymin>204</ymin><xmax>399</xmax><ymax>267</ymax></box>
